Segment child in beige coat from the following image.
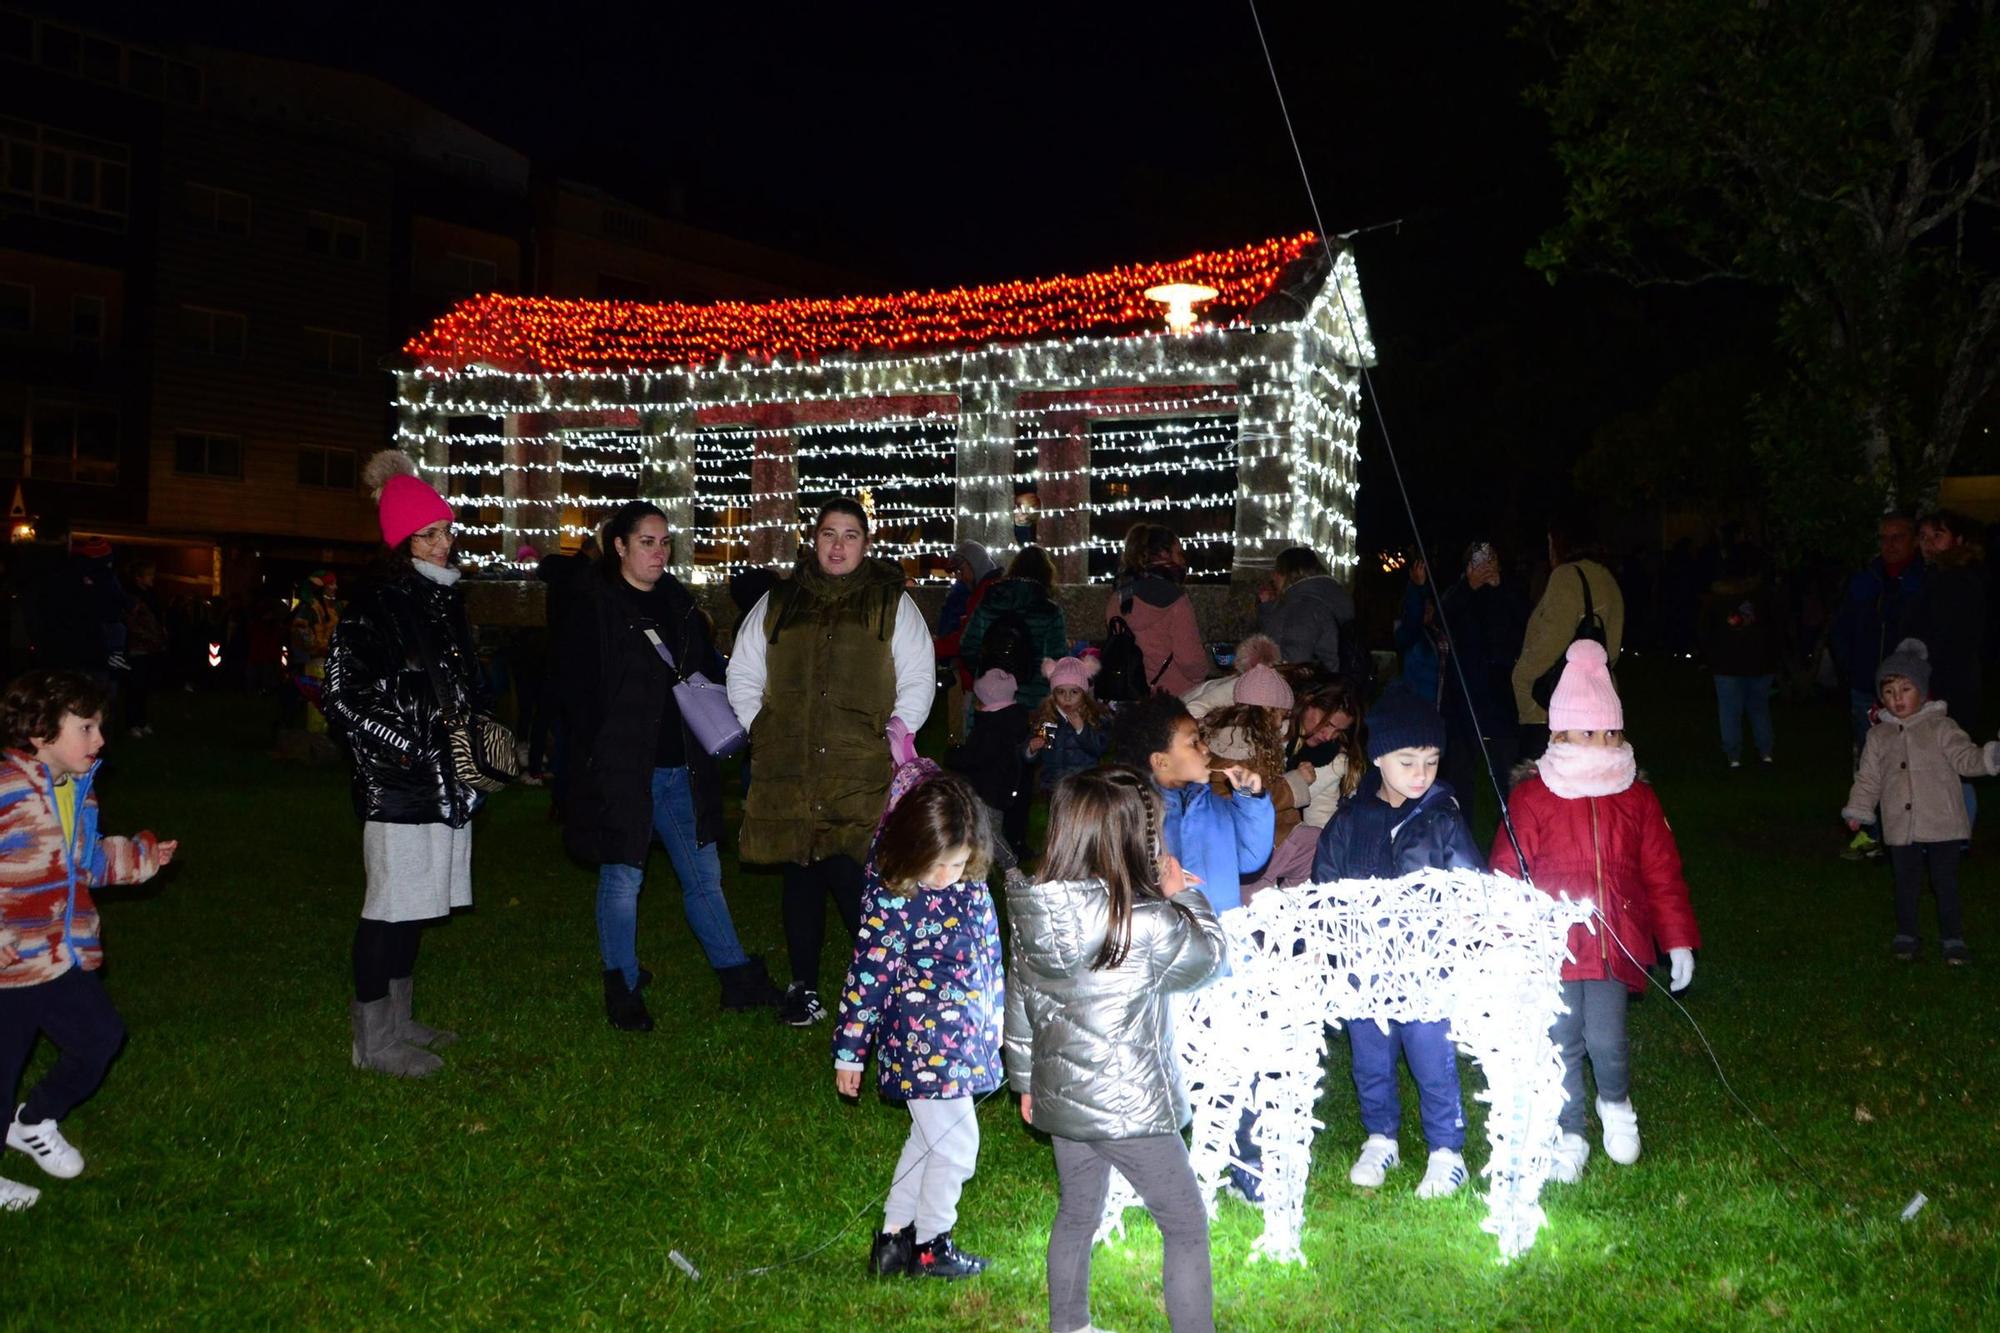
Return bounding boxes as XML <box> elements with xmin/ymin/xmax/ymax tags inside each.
<box><xmin>1842</xmin><ymin>639</ymin><xmax>2000</xmax><ymax>964</ymax></box>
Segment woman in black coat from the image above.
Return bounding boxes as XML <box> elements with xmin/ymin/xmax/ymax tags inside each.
<box><xmin>559</xmin><ymin>501</ymin><xmax>781</xmax><ymax>1030</ymax></box>
<box><xmin>1437</xmin><ymin>541</ymin><xmax>1527</xmax><ymax>808</ymax></box>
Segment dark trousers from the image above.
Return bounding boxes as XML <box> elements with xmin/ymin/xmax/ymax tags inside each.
<box><xmin>1445</xmin><ymin>715</ymin><xmax>1515</xmax><ymax>815</ymax></box>
<box><xmin>0</xmin><ymin>967</ymin><xmax>127</xmax><ymax>1124</ymax></box>
<box><xmin>352</xmin><ymin>918</ymin><xmax>425</xmax><ymax>1003</ymax></box>
<box><xmin>1888</xmin><ymin>842</ymin><xmax>1965</xmax><ymax>942</ymax></box>
<box><xmin>781</xmin><ymin>856</ymin><xmax>864</xmax><ymax>991</ymax></box>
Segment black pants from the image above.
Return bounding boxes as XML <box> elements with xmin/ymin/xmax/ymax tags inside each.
<box><xmin>1888</xmin><ymin>841</ymin><xmax>1965</xmax><ymax>941</ymax></box>
<box><xmin>1444</xmin><ymin>716</ymin><xmax>1516</xmax><ymax>817</ymax></box>
<box><xmin>352</xmin><ymin>918</ymin><xmax>425</xmax><ymax>1003</ymax></box>
<box><xmin>0</xmin><ymin>968</ymin><xmax>127</xmax><ymax>1124</ymax></box>
<box><xmin>781</xmin><ymin>856</ymin><xmax>864</xmax><ymax>992</ymax></box>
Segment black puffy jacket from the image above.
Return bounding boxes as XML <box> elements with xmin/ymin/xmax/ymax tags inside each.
<box><xmin>323</xmin><ymin>567</ymin><xmax>486</xmax><ymax>828</ymax></box>
<box><xmin>558</xmin><ymin>568</ymin><xmax>726</xmax><ymax>867</ymax></box>
<box><xmin>1310</xmin><ymin>768</ymin><xmax>1484</xmax><ymax>883</ymax></box>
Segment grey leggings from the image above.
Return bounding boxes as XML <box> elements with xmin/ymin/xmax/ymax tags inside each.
<box><xmin>1554</xmin><ymin>978</ymin><xmax>1630</xmax><ymax>1132</ymax></box>
<box><xmin>1049</xmin><ymin>1133</ymin><xmax>1213</xmax><ymax>1333</ymax></box>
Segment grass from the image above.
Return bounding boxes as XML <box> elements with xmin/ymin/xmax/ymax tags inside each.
<box><xmin>5</xmin><ymin>658</ymin><xmax>1999</xmax><ymax>1329</ymax></box>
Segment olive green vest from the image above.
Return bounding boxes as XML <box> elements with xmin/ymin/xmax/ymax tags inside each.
<box><xmin>738</xmin><ymin>556</ymin><xmax>906</xmax><ymax>866</ymax></box>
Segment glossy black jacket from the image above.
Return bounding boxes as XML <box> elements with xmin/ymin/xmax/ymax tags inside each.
<box><xmin>323</xmin><ymin>567</ymin><xmax>486</xmax><ymax>828</ymax></box>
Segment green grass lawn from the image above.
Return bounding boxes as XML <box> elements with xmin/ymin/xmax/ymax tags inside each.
<box><xmin>6</xmin><ymin>659</ymin><xmax>1998</xmax><ymax>1329</ymax></box>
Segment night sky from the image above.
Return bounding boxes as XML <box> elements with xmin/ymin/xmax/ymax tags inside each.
<box><xmin>63</xmin><ymin>0</ymin><xmax>1765</xmax><ymax>561</ymax></box>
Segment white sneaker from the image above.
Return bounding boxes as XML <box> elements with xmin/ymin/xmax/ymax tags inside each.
<box><xmin>7</xmin><ymin>1107</ymin><xmax>83</xmax><ymax>1178</ymax></box>
<box><xmin>1597</xmin><ymin>1097</ymin><xmax>1641</xmax><ymax>1165</ymax></box>
<box><xmin>1548</xmin><ymin>1131</ymin><xmax>1591</xmax><ymax>1183</ymax></box>
<box><xmin>1415</xmin><ymin>1147</ymin><xmax>1469</xmax><ymax>1199</ymax></box>
<box><xmin>1348</xmin><ymin>1133</ymin><xmax>1401</xmax><ymax>1187</ymax></box>
<box><xmin>0</xmin><ymin>1175</ymin><xmax>38</xmax><ymax>1210</ymax></box>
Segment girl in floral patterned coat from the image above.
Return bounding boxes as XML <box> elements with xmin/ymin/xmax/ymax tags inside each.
<box><xmin>832</xmin><ymin>765</ymin><xmax>1004</xmax><ymax>1282</ymax></box>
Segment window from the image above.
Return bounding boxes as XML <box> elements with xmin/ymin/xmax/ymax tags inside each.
<box><xmin>596</xmin><ymin>273</ymin><xmax>654</xmax><ymax>301</ymax></box>
<box><xmin>71</xmin><ymin>295</ymin><xmax>102</xmax><ymax>353</ymax></box>
<box><xmin>0</xmin><ymin>399</ymin><xmax>119</xmax><ymax>484</ymax></box>
<box><xmin>441</xmin><ymin>150</ymin><xmax>486</xmax><ymax>182</ymax></box>
<box><xmin>297</xmin><ymin>444</ymin><xmax>357</xmax><ymax>490</ymax></box>
<box><xmin>302</xmin><ymin>327</ymin><xmax>362</xmax><ymax>375</ymax></box>
<box><xmin>0</xmin><ymin>119</ymin><xmax>130</xmax><ymax>228</ymax></box>
<box><xmin>0</xmin><ymin>282</ymin><xmax>29</xmax><ymax>334</ymax></box>
<box><xmin>442</xmin><ymin>252</ymin><xmax>499</xmax><ymax>297</ymax></box>
<box><xmin>185</xmin><ymin>182</ymin><xmax>250</xmax><ymax>236</ymax></box>
<box><xmin>174</xmin><ymin>431</ymin><xmax>241</xmax><ymax>479</ymax></box>
<box><xmin>180</xmin><ymin>306</ymin><xmax>246</xmax><ymax>359</ymax></box>
<box><xmin>601</xmin><ymin>209</ymin><xmax>650</xmax><ymax>244</ymax></box>
<box><xmin>305</xmin><ymin>211</ymin><xmax>365</xmax><ymax>262</ymax></box>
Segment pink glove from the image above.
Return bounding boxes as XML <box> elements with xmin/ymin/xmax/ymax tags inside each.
<box><xmin>886</xmin><ymin>717</ymin><xmax>917</xmax><ymax>767</ymax></box>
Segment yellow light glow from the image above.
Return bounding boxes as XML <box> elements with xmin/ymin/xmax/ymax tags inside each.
<box><xmin>1143</xmin><ymin>282</ymin><xmax>1221</xmax><ymax>333</ymax></box>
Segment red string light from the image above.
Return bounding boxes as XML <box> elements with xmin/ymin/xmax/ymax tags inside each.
<box><xmin>404</xmin><ymin>232</ymin><xmax>1320</xmax><ymax>374</ymax></box>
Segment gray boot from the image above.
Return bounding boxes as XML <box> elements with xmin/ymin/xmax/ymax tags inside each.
<box><xmin>349</xmin><ymin>999</ymin><xmax>443</xmax><ymax>1078</ymax></box>
<box><xmin>388</xmin><ymin>977</ymin><xmax>459</xmax><ymax>1050</ymax></box>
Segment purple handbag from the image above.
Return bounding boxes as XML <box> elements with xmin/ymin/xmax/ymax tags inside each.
<box><xmin>644</xmin><ymin>628</ymin><xmax>748</xmax><ymax>757</ymax></box>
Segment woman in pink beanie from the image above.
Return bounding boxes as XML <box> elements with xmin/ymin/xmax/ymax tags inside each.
<box><xmin>1491</xmin><ymin>638</ymin><xmax>1701</xmax><ymax>1182</ymax></box>
<box><xmin>322</xmin><ymin>450</ymin><xmax>486</xmax><ymax>1079</ymax></box>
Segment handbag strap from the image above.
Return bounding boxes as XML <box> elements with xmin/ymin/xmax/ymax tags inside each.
<box><xmin>642</xmin><ymin>627</ymin><xmax>687</xmax><ymax>681</ymax></box>
<box><xmin>1574</xmin><ymin>565</ymin><xmax>1597</xmax><ymax>631</ymax></box>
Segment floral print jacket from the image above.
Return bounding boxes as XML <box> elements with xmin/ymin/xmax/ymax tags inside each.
<box><xmin>831</xmin><ymin>865</ymin><xmax>1005</xmax><ymax>1101</ymax></box>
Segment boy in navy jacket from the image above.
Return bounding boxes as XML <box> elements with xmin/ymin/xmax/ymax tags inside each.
<box><xmin>1312</xmin><ymin>686</ymin><xmax>1482</xmax><ymax>1200</ymax></box>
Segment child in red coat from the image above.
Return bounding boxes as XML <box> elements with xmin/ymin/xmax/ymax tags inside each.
<box><xmin>1491</xmin><ymin>641</ymin><xmax>1699</xmax><ymax>1182</ymax></box>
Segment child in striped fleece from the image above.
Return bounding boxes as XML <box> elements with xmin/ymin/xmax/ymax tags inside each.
<box><xmin>0</xmin><ymin>672</ymin><xmax>177</xmax><ymax>1211</ymax></box>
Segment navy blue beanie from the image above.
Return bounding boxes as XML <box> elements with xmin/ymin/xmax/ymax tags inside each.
<box><xmin>1366</xmin><ymin>686</ymin><xmax>1447</xmax><ymax>761</ymax></box>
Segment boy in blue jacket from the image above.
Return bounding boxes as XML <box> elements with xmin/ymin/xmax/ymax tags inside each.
<box><xmin>1311</xmin><ymin>686</ymin><xmax>1483</xmax><ymax>1200</ymax></box>
<box><xmin>1112</xmin><ymin>692</ymin><xmax>1274</xmax><ymax>912</ymax></box>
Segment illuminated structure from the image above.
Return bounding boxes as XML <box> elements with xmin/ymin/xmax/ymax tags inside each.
<box><xmin>394</xmin><ymin>232</ymin><xmax>1373</xmax><ymax>583</ymax></box>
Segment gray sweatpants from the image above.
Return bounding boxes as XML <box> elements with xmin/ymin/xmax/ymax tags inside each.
<box><xmin>1554</xmin><ymin>978</ymin><xmax>1630</xmax><ymax>1133</ymax></box>
<box><xmin>882</xmin><ymin>1096</ymin><xmax>980</xmax><ymax>1243</ymax></box>
<box><xmin>1048</xmin><ymin>1134</ymin><xmax>1213</xmax><ymax>1333</ymax></box>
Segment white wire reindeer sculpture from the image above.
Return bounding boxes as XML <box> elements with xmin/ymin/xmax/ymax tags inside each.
<box><xmin>1094</xmin><ymin>868</ymin><xmax>1593</xmax><ymax>1262</ymax></box>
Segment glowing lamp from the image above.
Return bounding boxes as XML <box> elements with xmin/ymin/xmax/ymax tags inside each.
<box><xmin>1143</xmin><ymin>282</ymin><xmax>1220</xmax><ymax>333</ymax></box>
<box><xmin>7</xmin><ymin>484</ymin><xmax>34</xmax><ymax>544</ymax></box>
<box><xmin>207</xmin><ymin>643</ymin><xmax>223</xmax><ymax>668</ymax></box>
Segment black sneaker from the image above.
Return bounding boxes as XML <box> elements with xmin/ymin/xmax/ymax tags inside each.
<box><xmin>1892</xmin><ymin>935</ymin><xmax>1920</xmax><ymax>962</ymax></box>
<box><xmin>1943</xmin><ymin>939</ymin><xmax>1971</xmax><ymax>966</ymax></box>
<box><xmin>868</xmin><ymin>1223</ymin><xmax>915</xmax><ymax>1277</ymax></box>
<box><xmin>779</xmin><ymin>983</ymin><xmax>826</xmax><ymax>1027</ymax></box>
<box><xmin>912</xmin><ymin>1230</ymin><xmax>987</xmax><ymax>1279</ymax></box>
<box><xmin>602</xmin><ymin>970</ymin><xmax>654</xmax><ymax>1032</ymax></box>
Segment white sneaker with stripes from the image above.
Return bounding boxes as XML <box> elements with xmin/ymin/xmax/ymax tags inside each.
<box><xmin>1415</xmin><ymin>1147</ymin><xmax>1468</xmax><ymax>1199</ymax></box>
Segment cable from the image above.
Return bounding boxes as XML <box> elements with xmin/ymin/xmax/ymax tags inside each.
<box><xmin>1244</xmin><ymin>0</ymin><xmax>1531</xmax><ymax>880</ymax></box>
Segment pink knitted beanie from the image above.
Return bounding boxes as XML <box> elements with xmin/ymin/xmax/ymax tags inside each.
<box><xmin>364</xmin><ymin>450</ymin><xmax>453</xmax><ymax>548</ymax></box>
<box><xmin>1232</xmin><ymin>663</ymin><xmax>1294</xmax><ymax>711</ymax></box>
<box><xmin>1042</xmin><ymin>655</ymin><xmax>1100</xmax><ymax>692</ymax></box>
<box><xmin>1547</xmin><ymin>639</ymin><xmax>1624</xmax><ymax>733</ymax></box>
<box><xmin>973</xmin><ymin>668</ymin><xmax>1018</xmax><ymax>710</ymax></box>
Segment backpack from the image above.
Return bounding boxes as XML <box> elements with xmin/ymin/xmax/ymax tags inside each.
<box><xmin>978</xmin><ymin>607</ymin><xmax>1040</xmax><ymax>685</ymax></box>
<box><xmin>1530</xmin><ymin>566</ymin><xmax>1607</xmax><ymax>709</ymax></box>
<box><xmin>1095</xmin><ymin>591</ymin><xmax>1171</xmax><ymax>702</ymax></box>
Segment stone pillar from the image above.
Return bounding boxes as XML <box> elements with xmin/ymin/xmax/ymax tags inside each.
<box><xmin>748</xmin><ymin>407</ymin><xmax>797</xmax><ymax>569</ymax></box>
<box><xmin>1230</xmin><ymin>346</ymin><xmax>1301</xmax><ymax>588</ymax></box>
<box><xmin>502</xmin><ymin>412</ymin><xmax>558</xmax><ymax>565</ymax></box>
<box><xmin>954</xmin><ymin>383</ymin><xmax>1016</xmax><ymax>560</ymax></box>
<box><xmin>1038</xmin><ymin>409</ymin><xmax>1091</xmax><ymax>584</ymax></box>
<box><xmin>651</xmin><ymin>407</ymin><xmax>698</xmax><ymax>579</ymax></box>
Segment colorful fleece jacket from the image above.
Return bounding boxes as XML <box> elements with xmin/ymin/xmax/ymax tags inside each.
<box><xmin>832</xmin><ymin>861</ymin><xmax>1006</xmax><ymax>1102</ymax></box>
<box><xmin>0</xmin><ymin>752</ymin><xmax>161</xmax><ymax>988</ymax></box>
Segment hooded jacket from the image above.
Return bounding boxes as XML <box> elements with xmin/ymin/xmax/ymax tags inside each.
<box><xmin>1257</xmin><ymin>573</ymin><xmax>1355</xmax><ymax>675</ymax></box>
<box><xmin>1492</xmin><ymin>748</ymin><xmax>1700</xmax><ymax>992</ymax></box>
<box><xmin>1310</xmin><ymin>767</ymin><xmax>1483</xmax><ymax>883</ymax></box>
<box><xmin>1844</xmin><ymin>699</ymin><xmax>2000</xmax><ymax>845</ymax></box>
<box><xmin>558</xmin><ymin>566</ymin><xmax>727</xmax><ymax>866</ymax></box>
<box><xmin>1104</xmin><ymin>573</ymin><xmax>1210</xmax><ymax>699</ymax></box>
<box><xmin>0</xmin><ymin>753</ymin><xmax>162</xmax><ymax>988</ymax></box>
<box><xmin>961</xmin><ymin>577</ymin><xmax>1069</xmax><ymax>711</ymax></box>
<box><xmin>1160</xmin><ymin>779</ymin><xmax>1274</xmax><ymax>914</ymax></box>
<box><xmin>323</xmin><ymin>566</ymin><xmax>486</xmax><ymax>827</ymax></box>
<box><xmin>1002</xmin><ymin>875</ymin><xmax>1224</xmax><ymax>1141</ymax></box>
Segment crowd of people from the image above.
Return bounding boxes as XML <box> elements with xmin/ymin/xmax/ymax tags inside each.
<box><xmin>1</xmin><ymin>446</ymin><xmax>1985</xmax><ymax>1333</ymax></box>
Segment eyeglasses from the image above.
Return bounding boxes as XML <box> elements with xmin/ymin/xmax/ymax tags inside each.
<box><xmin>411</xmin><ymin>523</ymin><xmax>455</xmax><ymax>544</ymax></box>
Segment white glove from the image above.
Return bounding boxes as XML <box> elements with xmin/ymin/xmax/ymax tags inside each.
<box><xmin>1668</xmin><ymin>947</ymin><xmax>1694</xmax><ymax>993</ymax></box>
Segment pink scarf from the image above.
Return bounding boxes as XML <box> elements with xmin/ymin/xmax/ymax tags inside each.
<box><xmin>1536</xmin><ymin>742</ymin><xmax>1637</xmax><ymax>799</ymax></box>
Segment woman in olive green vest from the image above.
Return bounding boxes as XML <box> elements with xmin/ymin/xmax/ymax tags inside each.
<box><xmin>726</xmin><ymin>498</ymin><xmax>938</xmax><ymax>1026</ymax></box>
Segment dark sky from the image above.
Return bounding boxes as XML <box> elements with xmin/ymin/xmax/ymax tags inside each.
<box><xmin>61</xmin><ymin>0</ymin><xmax>1759</xmax><ymax>558</ymax></box>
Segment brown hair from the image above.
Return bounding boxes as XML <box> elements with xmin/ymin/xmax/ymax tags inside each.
<box><xmin>1292</xmin><ymin>672</ymin><xmax>1365</xmax><ymax>797</ymax></box>
<box><xmin>1039</xmin><ymin>766</ymin><xmax>1181</xmax><ymax>970</ymax></box>
<box><xmin>1118</xmin><ymin>522</ymin><xmax>1181</xmax><ymax>578</ymax></box>
<box><xmin>1272</xmin><ymin>546</ymin><xmax>1327</xmax><ymax>586</ymax></box>
<box><xmin>0</xmin><ymin>671</ymin><xmax>112</xmax><ymax>753</ymax></box>
<box><xmin>1199</xmin><ymin>703</ymin><xmax>1286</xmax><ymax>789</ymax></box>
<box><xmin>1007</xmin><ymin>544</ymin><xmax>1057</xmax><ymax>590</ymax></box>
<box><xmin>1032</xmin><ymin>682</ymin><xmax>1110</xmax><ymax>734</ymax></box>
<box><xmin>872</xmin><ymin>773</ymin><xmax>992</xmax><ymax>893</ymax></box>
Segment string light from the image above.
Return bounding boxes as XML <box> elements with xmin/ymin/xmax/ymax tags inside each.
<box><xmin>396</xmin><ymin>236</ymin><xmax>1373</xmax><ymax>581</ymax></box>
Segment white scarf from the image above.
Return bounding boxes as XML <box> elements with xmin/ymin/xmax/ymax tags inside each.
<box><xmin>1536</xmin><ymin>741</ymin><xmax>1637</xmax><ymax>799</ymax></box>
<box><xmin>413</xmin><ymin>560</ymin><xmax>461</xmax><ymax>587</ymax></box>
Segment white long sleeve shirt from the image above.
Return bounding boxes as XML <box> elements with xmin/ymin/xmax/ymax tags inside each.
<box><xmin>725</xmin><ymin>590</ymin><xmax>936</xmax><ymax>733</ymax></box>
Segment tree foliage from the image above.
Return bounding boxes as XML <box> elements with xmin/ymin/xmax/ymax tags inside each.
<box><xmin>1521</xmin><ymin>0</ymin><xmax>2000</xmax><ymax>527</ymax></box>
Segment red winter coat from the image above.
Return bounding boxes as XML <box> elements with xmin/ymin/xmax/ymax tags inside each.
<box><xmin>1490</xmin><ymin>772</ymin><xmax>1700</xmax><ymax>991</ymax></box>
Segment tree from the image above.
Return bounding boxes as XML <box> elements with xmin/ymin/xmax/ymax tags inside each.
<box><xmin>1521</xmin><ymin>0</ymin><xmax>2000</xmax><ymax>525</ymax></box>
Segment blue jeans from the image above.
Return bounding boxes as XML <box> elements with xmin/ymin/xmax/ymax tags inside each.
<box><xmin>597</xmin><ymin>766</ymin><xmax>746</xmax><ymax>983</ymax></box>
<box><xmin>1714</xmin><ymin>674</ymin><xmax>1775</xmax><ymax>762</ymax></box>
<box><xmin>1349</xmin><ymin>1018</ymin><xmax>1464</xmax><ymax>1151</ymax></box>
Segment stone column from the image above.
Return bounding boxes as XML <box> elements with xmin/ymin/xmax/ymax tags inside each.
<box><xmin>954</xmin><ymin>381</ymin><xmax>1016</xmax><ymax>560</ymax></box>
<box><xmin>502</xmin><ymin>412</ymin><xmax>558</xmax><ymax>565</ymax></box>
<box><xmin>1038</xmin><ymin>409</ymin><xmax>1091</xmax><ymax>585</ymax></box>
<box><xmin>1229</xmin><ymin>338</ymin><xmax>1302</xmax><ymax>588</ymax></box>
<box><xmin>651</xmin><ymin>407</ymin><xmax>698</xmax><ymax>579</ymax></box>
<box><xmin>748</xmin><ymin>405</ymin><xmax>798</xmax><ymax>569</ymax></box>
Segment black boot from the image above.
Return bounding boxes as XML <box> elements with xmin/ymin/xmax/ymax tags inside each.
<box><xmin>912</xmin><ymin>1230</ymin><xmax>987</xmax><ymax>1279</ymax></box>
<box><xmin>718</xmin><ymin>956</ymin><xmax>784</xmax><ymax>1011</ymax></box>
<box><xmin>868</xmin><ymin>1223</ymin><xmax>916</xmax><ymax>1277</ymax></box>
<box><xmin>602</xmin><ymin>969</ymin><xmax>654</xmax><ymax>1033</ymax></box>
